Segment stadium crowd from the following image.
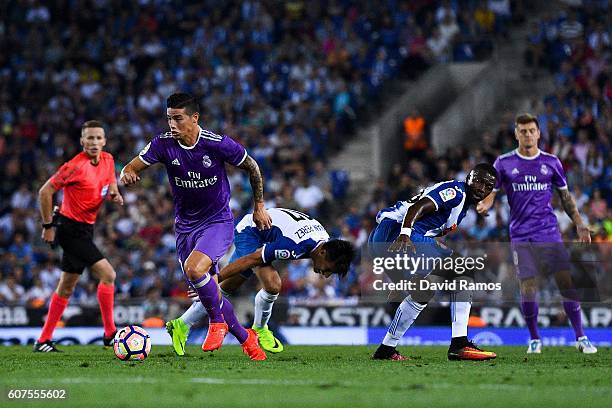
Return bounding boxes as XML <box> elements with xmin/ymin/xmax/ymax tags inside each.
<box><xmin>0</xmin><ymin>0</ymin><xmax>565</xmax><ymax>313</ymax></box>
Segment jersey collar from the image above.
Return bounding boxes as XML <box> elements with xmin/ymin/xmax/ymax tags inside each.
<box><xmin>515</xmin><ymin>148</ymin><xmax>541</xmax><ymax>160</ymax></box>
<box><xmin>177</xmin><ymin>127</ymin><xmax>203</xmax><ymax>150</ymax></box>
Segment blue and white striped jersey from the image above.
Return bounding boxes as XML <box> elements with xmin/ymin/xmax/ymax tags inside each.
<box><xmin>235</xmin><ymin>208</ymin><xmax>330</xmax><ymax>263</ymax></box>
<box><xmin>376</xmin><ymin>180</ymin><xmax>469</xmax><ymax>237</ymax></box>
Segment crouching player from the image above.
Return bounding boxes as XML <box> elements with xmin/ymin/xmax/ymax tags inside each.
<box><xmin>371</xmin><ymin>163</ymin><xmax>498</xmax><ymax>361</ymax></box>
<box><xmin>166</xmin><ymin>208</ymin><xmax>356</xmax><ymax>354</ymax></box>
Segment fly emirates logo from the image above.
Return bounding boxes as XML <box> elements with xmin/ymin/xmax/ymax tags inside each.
<box><xmin>174</xmin><ymin>171</ymin><xmax>218</xmax><ymax>189</ymax></box>
<box><xmin>512</xmin><ymin>175</ymin><xmax>548</xmax><ymax>192</ymax></box>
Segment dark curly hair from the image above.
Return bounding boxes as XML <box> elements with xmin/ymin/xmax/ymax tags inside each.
<box><xmin>322</xmin><ymin>239</ymin><xmax>356</xmax><ymax>277</ymax></box>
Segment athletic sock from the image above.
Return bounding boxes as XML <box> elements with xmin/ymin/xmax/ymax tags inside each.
<box><xmin>38</xmin><ymin>293</ymin><xmax>69</xmax><ymax>343</ymax></box>
<box><xmin>450</xmin><ymin>298</ymin><xmax>471</xmax><ymax>338</ymax></box>
<box><xmin>220</xmin><ymin>297</ymin><xmax>248</xmax><ymax>343</ymax></box>
<box><xmin>521</xmin><ymin>300</ymin><xmax>540</xmax><ymax>340</ymax></box>
<box><xmin>382</xmin><ymin>297</ymin><xmax>425</xmax><ymax>347</ymax></box>
<box><xmin>190</xmin><ymin>274</ymin><xmax>224</xmax><ymax>323</ymax></box>
<box><xmin>180</xmin><ymin>301</ymin><xmax>207</xmax><ymax>327</ymax></box>
<box><xmin>563</xmin><ymin>300</ymin><xmax>585</xmax><ymax>339</ymax></box>
<box><xmin>253</xmin><ymin>289</ymin><xmax>278</xmax><ymax>328</ymax></box>
<box><xmin>97</xmin><ymin>282</ymin><xmax>117</xmax><ymax>337</ymax></box>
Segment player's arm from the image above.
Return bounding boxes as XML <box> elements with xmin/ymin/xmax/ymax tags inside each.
<box><xmin>557</xmin><ymin>188</ymin><xmax>591</xmax><ymax>243</ymax></box>
<box><xmin>218</xmin><ymin>248</ymin><xmax>265</xmax><ymax>282</ymax></box>
<box><xmin>119</xmin><ymin>156</ymin><xmax>148</xmax><ymax>186</ymax></box>
<box><xmin>38</xmin><ymin>179</ymin><xmax>57</xmax><ymax>244</ymax></box>
<box><xmin>237</xmin><ymin>155</ymin><xmax>272</xmax><ymax>229</ymax></box>
<box><xmin>388</xmin><ymin>197</ymin><xmax>437</xmax><ymax>252</ymax></box>
<box><xmin>476</xmin><ymin>191</ymin><xmax>497</xmax><ymax>216</ymax></box>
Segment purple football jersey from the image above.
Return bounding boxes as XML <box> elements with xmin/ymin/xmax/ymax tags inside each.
<box><xmin>139</xmin><ymin>126</ymin><xmax>247</xmax><ymax>234</ymax></box>
<box><xmin>494</xmin><ymin>149</ymin><xmax>568</xmax><ymax>242</ymax></box>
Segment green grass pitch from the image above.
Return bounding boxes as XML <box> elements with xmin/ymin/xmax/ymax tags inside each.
<box><xmin>0</xmin><ymin>345</ymin><xmax>609</xmax><ymax>407</ymax></box>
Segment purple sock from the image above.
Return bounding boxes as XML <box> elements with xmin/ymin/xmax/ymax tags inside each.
<box><xmin>190</xmin><ymin>274</ymin><xmax>224</xmax><ymax>323</ymax></box>
<box><xmin>521</xmin><ymin>301</ymin><xmax>540</xmax><ymax>340</ymax></box>
<box><xmin>563</xmin><ymin>301</ymin><xmax>585</xmax><ymax>339</ymax></box>
<box><xmin>221</xmin><ymin>297</ymin><xmax>248</xmax><ymax>343</ymax></box>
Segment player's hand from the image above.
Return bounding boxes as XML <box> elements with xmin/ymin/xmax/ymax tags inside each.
<box><xmin>576</xmin><ymin>225</ymin><xmax>591</xmax><ymax>243</ymax></box>
<box><xmin>388</xmin><ymin>234</ymin><xmax>415</xmax><ymax>253</ymax></box>
<box><xmin>187</xmin><ymin>287</ymin><xmax>200</xmax><ymax>302</ymax></box>
<box><xmin>476</xmin><ymin>201</ymin><xmax>489</xmax><ymax>216</ymax></box>
<box><xmin>41</xmin><ymin>228</ymin><xmax>55</xmax><ymax>245</ymax></box>
<box><xmin>253</xmin><ymin>203</ymin><xmax>272</xmax><ymax>230</ymax></box>
<box><xmin>120</xmin><ymin>168</ymin><xmax>140</xmax><ymax>185</ymax></box>
<box><xmin>110</xmin><ymin>192</ymin><xmax>124</xmax><ymax>205</ymax></box>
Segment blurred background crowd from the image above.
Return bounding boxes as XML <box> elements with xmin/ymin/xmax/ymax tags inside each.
<box><xmin>0</xmin><ymin>1</ymin><xmax>608</xmax><ymax>315</ymax></box>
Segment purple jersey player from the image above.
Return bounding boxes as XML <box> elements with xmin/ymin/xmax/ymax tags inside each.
<box><xmin>120</xmin><ymin>93</ymin><xmax>270</xmax><ymax>360</ymax></box>
<box><xmin>478</xmin><ymin>113</ymin><xmax>596</xmax><ymax>354</ymax></box>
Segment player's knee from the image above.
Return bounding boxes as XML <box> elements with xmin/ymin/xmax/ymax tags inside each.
<box><xmin>183</xmin><ymin>262</ymin><xmax>208</xmax><ymax>281</ymax></box>
<box><xmin>520</xmin><ymin>280</ymin><xmax>538</xmax><ymax>299</ymax></box>
<box><xmin>56</xmin><ymin>285</ymin><xmax>74</xmax><ymax>298</ymax></box>
<box><xmin>100</xmin><ymin>268</ymin><xmax>116</xmax><ymax>284</ymax></box>
<box><xmin>263</xmin><ymin>278</ymin><xmax>281</xmax><ymax>295</ymax></box>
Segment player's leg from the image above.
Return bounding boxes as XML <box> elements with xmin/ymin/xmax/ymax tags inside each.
<box><xmin>372</xmin><ymin>280</ymin><xmax>432</xmax><ymax>360</ymax></box>
<box><xmin>34</xmin><ymin>271</ymin><xmax>80</xmax><ymax>352</ymax></box>
<box><xmin>520</xmin><ymin>277</ymin><xmax>542</xmax><ymax>353</ymax></box>
<box><xmin>183</xmin><ymin>250</ymin><xmax>229</xmax><ymax>351</ymax></box>
<box><xmin>370</xmin><ymin>219</ymin><xmax>419</xmax><ymax>360</ymax></box>
<box><xmin>252</xmin><ymin>266</ymin><xmax>284</xmax><ymax>353</ymax></box>
<box><xmin>553</xmin><ymin>268</ymin><xmax>597</xmax><ymax>354</ymax></box>
<box><xmin>90</xmin><ymin>258</ymin><xmax>118</xmax><ymax>344</ymax></box>
<box><xmin>513</xmin><ymin>242</ymin><xmax>542</xmax><ymax>353</ymax></box>
<box><xmin>447</xmin><ymin>274</ymin><xmax>496</xmax><ymax>361</ymax></box>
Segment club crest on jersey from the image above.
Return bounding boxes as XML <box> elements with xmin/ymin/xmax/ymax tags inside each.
<box><xmin>275</xmin><ymin>249</ymin><xmax>291</xmax><ymax>259</ymax></box>
<box><xmin>101</xmin><ymin>184</ymin><xmax>109</xmax><ymax>197</ymax></box>
<box><xmin>540</xmin><ymin>164</ymin><xmax>548</xmax><ymax>175</ymax></box>
<box><xmin>439</xmin><ymin>187</ymin><xmax>456</xmax><ymax>202</ymax></box>
<box><xmin>202</xmin><ymin>155</ymin><xmax>212</xmax><ymax>168</ymax></box>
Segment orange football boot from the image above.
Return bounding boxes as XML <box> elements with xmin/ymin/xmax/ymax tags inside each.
<box><xmin>241</xmin><ymin>329</ymin><xmax>267</xmax><ymax>361</ymax></box>
<box><xmin>201</xmin><ymin>322</ymin><xmax>228</xmax><ymax>352</ymax></box>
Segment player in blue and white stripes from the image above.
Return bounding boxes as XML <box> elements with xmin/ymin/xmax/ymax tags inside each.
<box><xmin>371</xmin><ymin>163</ymin><xmax>498</xmax><ymax>361</ymax></box>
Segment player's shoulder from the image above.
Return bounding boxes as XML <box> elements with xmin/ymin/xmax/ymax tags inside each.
<box><xmin>67</xmin><ymin>152</ymin><xmax>89</xmax><ymax>165</ymax></box>
<box><xmin>539</xmin><ymin>150</ymin><xmax>561</xmax><ymax>163</ymax></box>
<box><xmin>496</xmin><ymin>149</ymin><xmax>518</xmax><ymax>163</ymax></box>
<box><xmin>101</xmin><ymin>151</ymin><xmax>114</xmax><ymax>161</ymax></box>
<box><xmin>197</xmin><ymin>127</ymin><xmax>225</xmax><ymax>144</ymax></box>
<box><xmin>427</xmin><ymin>180</ymin><xmax>465</xmax><ymax>203</ymax></box>
<box><xmin>433</xmin><ymin>179</ymin><xmax>464</xmax><ymax>192</ymax></box>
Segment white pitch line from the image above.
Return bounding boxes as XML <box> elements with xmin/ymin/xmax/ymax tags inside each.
<box><xmin>12</xmin><ymin>377</ymin><xmax>612</xmax><ymax>393</ymax></box>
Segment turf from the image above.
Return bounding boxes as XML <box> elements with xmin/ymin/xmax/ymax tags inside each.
<box><xmin>0</xmin><ymin>345</ymin><xmax>609</xmax><ymax>407</ymax></box>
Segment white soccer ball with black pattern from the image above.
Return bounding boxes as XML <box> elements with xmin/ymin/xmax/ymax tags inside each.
<box><xmin>113</xmin><ymin>325</ymin><xmax>151</xmax><ymax>361</ymax></box>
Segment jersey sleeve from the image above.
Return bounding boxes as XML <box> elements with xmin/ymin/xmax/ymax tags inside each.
<box><xmin>425</xmin><ymin>183</ymin><xmax>464</xmax><ymax>211</ymax></box>
<box><xmin>262</xmin><ymin>238</ymin><xmax>308</xmax><ymax>264</ymax></box>
<box><xmin>218</xmin><ymin>135</ymin><xmax>248</xmax><ymax>166</ymax></box>
<box><xmin>138</xmin><ymin>136</ymin><xmax>165</xmax><ymax>166</ymax></box>
<box><xmin>493</xmin><ymin>157</ymin><xmax>503</xmax><ymax>192</ymax></box>
<box><xmin>49</xmin><ymin>159</ymin><xmax>81</xmax><ymax>190</ymax></box>
<box><xmin>551</xmin><ymin>157</ymin><xmax>568</xmax><ymax>189</ymax></box>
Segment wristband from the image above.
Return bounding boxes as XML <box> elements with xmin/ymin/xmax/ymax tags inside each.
<box><xmin>42</xmin><ymin>222</ymin><xmax>54</xmax><ymax>229</ymax></box>
<box><xmin>400</xmin><ymin>227</ymin><xmax>412</xmax><ymax>237</ymax></box>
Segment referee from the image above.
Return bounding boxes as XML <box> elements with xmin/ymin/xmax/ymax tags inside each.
<box><xmin>34</xmin><ymin>121</ymin><xmax>124</xmax><ymax>352</ymax></box>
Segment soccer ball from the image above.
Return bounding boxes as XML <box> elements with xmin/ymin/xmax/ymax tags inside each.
<box><xmin>113</xmin><ymin>325</ymin><xmax>151</xmax><ymax>361</ymax></box>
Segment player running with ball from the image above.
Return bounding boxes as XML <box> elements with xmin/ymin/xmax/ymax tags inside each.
<box><xmin>371</xmin><ymin>163</ymin><xmax>498</xmax><ymax>361</ymax></box>
<box><xmin>166</xmin><ymin>208</ymin><xmax>356</xmax><ymax>355</ymax></box>
<box><xmin>478</xmin><ymin>113</ymin><xmax>596</xmax><ymax>354</ymax></box>
<box><xmin>121</xmin><ymin>93</ymin><xmax>270</xmax><ymax>360</ymax></box>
